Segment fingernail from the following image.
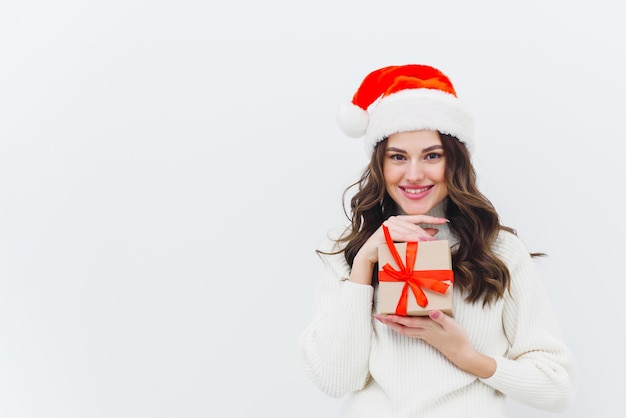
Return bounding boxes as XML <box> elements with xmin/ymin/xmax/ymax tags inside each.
<box><xmin>429</xmin><ymin>310</ymin><xmax>440</xmax><ymax>319</ymax></box>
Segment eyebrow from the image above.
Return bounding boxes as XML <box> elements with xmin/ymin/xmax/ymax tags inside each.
<box><xmin>386</xmin><ymin>145</ymin><xmax>444</xmax><ymax>153</ymax></box>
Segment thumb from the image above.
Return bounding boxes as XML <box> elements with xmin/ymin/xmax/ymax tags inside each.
<box><xmin>428</xmin><ymin>310</ymin><xmax>447</xmax><ymax>324</ymax></box>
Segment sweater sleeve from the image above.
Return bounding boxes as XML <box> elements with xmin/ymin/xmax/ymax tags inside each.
<box><xmin>480</xmin><ymin>231</ymin><xmax>577</xmax><ymax>411</ymax></box>
<box><xmin>298</xmin><ymin>232</ymin><xmax>375</xmax><ymax>398</ymax></box>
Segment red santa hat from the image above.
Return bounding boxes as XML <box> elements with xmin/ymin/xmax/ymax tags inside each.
<box><xmin>337</xmin><ymin>64</ymin><xmax>474</xmax><ymax>155</ymax></box>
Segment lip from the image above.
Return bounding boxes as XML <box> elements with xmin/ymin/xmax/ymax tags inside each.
<box><xmin>399</xmin><ymin>185</ymin><xmax>433</xmax><ymax>200</ymax></box>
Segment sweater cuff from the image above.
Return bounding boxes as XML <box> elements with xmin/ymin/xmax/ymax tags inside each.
<box><xmin>479</xmin><ymin>356</ymin><xmax>573</xmax><ymax>411</ymax></box>
<box><xmin>480</xmin><ymin>356</ymin><xmax>515</xmax><ymax>389</ymax></box>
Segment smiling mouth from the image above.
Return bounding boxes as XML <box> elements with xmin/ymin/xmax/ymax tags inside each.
<box><xmin>401</xmin><ymin>186</ymin><xmax>433</xmax><ymax>194</ymax></box>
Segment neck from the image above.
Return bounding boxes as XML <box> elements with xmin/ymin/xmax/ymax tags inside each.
<box><xmin>423</xmin><ymin>198</ymin><xmax>457</xmax><ymax>245</ymax></box>
<box><xmin>427</xmin><ymin>198</ymin><xmax>448</xmax><ymax>219</ymax></box>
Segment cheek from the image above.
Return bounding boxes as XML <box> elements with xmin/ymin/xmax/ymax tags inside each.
<box><xmin>383</xmin><ymin>166</ymin><xmax>398</xmax><ymax>184</ymax></box>
<box><xmin>432</xmin><ymin>165</ymin><xmax>447</xmax><ymax>183</ymax></box>
<box><xmin>438</xmin><ymin>174</ymin><xmax>449</xmax><ymax>197</ymax></box>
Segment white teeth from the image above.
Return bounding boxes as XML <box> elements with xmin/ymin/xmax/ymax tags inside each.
<box><xmin>404</xmin><ymin>187</ymin><xmax>429</xmax><ymax>194</ymax></box>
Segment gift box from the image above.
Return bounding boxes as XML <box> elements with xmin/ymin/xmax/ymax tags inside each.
<box><xmin>376</xmin><ymin>226</ymin><xmax>454</xmax><ymax>317</ymax></box>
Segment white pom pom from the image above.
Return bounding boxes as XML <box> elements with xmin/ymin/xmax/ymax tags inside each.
<box><xmin>337</xmin><ymin>102</ymin><xmax>369</xmax><ymax>138</ymax></box>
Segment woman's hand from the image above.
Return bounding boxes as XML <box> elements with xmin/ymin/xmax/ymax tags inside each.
<box><xmin>349</xmin><ymin>215</ymin><xmax>448</xmax><ymax>285</ymax></box>
<box><xmin>374</xmin><ymin>310</ymin><xmax>496</xmax><ymax>378</ymax></box>
<box><xmin>354</xmin><ymin>215</ymin><xmax>449</xmax><ymax>266</ymax></box>
<box><xmin>380</xmin><ymin>215</ymin><xmax>447</xmax><ymax>243</ymax></box>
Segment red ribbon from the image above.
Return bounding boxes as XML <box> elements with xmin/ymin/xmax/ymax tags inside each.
<box><xmin>379</xmin><ymin>225</ymin><xmax>454</xmax><ymax>315</ymax></box>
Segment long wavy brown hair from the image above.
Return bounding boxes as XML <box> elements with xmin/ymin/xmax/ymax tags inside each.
<box><xmin>323</xmin><ymin>133</ymin><xmax>540</xmax><ymax>306</ymax></box>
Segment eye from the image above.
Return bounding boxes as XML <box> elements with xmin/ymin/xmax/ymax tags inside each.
<box><xmin>389</xmin><ymin>153</ymin><xmax>407</xmax><ymax>161</ymax></box>
<box><xmin>424</xmin><ymin>152</ymin><xmax>443</xmax><ymax>161</ymax></box>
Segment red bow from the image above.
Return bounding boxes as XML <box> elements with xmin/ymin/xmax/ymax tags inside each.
<box><xmin>379</xmin><ymin>225</ymin><xmax>454</xmax><ymax>315</ymax></box>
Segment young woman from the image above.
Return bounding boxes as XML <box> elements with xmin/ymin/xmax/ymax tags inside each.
<box><xmin>298</xmin><ymin>64</ymin><xmax>576</xmax><ymax>417</ymax></box>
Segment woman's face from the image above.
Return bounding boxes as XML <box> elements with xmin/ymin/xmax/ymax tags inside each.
<box><xmin>383</xmin><ymin>130</ymin><xmax>448</xmax><ymax>215</ymax></box>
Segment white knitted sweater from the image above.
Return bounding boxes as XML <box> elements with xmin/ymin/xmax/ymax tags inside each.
<box><xmin>298</xmin><ymin>209</ymin><xmax>577</xmax><ymax>418</ymax></box>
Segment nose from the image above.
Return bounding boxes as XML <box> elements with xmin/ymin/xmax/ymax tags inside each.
<box><xmin>405</xmin><ymin>161</ymin><xmax>424</xmax><ymax>182</ymax></box>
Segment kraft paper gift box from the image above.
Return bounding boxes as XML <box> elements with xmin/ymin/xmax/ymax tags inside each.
<box><xmin>376</xmin><ymin>234</ymin><xmax>454</xmax><ymax>317</ymax></box>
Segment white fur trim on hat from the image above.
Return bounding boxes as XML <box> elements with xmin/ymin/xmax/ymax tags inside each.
<box><xmin>363</xmin><ymin>89</ymin><xmax>474</xmax><ymax>155</ymax></box>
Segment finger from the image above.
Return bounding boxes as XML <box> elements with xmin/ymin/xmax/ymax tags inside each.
<box><xmin>383</xmin><ymin>215</ymin><xmax>448</xmax><ymax>230</ymax></box>
<box><xmin>381</xmin><ymin>220</ymin><xmax>439</xmax><ymax>242</ymax></box>
<box><xmin>382</xmin><ymin>318</ymin><xmax>423</xmax><ymax>336</ymax></box>
<box><xmin>397</xmin><ymin>215</ymin><xmax>450</xmax><ymax>225</ymax></box>
<box><xmin>384</xmin><ymin>216</ymin><xmax>446</xmax><ymax>232</ymax></box>
<box><xmin>423</xmin><ymin>228</ymin><xmax>439</xmax><ymax>237</ymax></box>
<box><xmin>378</xmin><ymin>314</ymin><xmax>430</xmax><ymax>327</ymax></box>
<box><xmin>375</xmin><ymin>315</ymin><xmax>426</xmax><ymax>338</ymax></box>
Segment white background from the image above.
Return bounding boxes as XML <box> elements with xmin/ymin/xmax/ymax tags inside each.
<box><xmin>1</xmin><ymin>1</ymin><xmax>625</xmax><ymax>417</ymax></box>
